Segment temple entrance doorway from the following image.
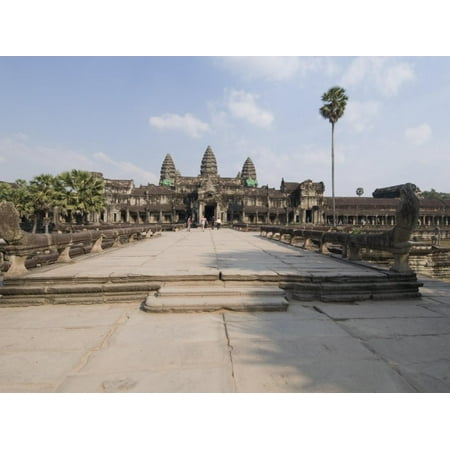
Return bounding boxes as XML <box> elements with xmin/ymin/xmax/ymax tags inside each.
<box><xmin>204</xmin><ymin>204</ymin><xmax>216</xmax><ymax>222</ymax></box>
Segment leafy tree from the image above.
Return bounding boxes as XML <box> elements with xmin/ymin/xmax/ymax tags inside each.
<box><xmin>57</xmin><ymin>170</ymin><xmax>105</xmax><ymax>224</ymax></box>
<box><xmin>29</xmin><ymin>174</ymin><xmax>57</xmax><ymax>233</ymax></box>
<box><xmin>0</xmin><ymin>182</ymin><xmax>14</xmax><ymax>202</ymax></box>
<box><xmin>9</xmin><ymin>179</ymin><xmax>36</xmax><ymax>231</ymax></box>
<box><xmin>320</xmin><ymin>86</ymin><xmax>348</xmax><ymax>226</ymax></box>
<box><xmin>422</xmin><ymin>189</ymin><xmax>450</xmax><ymax>200</ymax></box>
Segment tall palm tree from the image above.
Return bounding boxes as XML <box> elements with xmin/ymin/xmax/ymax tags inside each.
<box><xmin>320</xmin><ymin>86</ymin><xmax>348</xmax><ymax>227</ymax></box>
<box><xmin>58</xmin><ymin>170</ymin><xmax>105</xmax><ymax>224</ymax></box>
<box><xmin>11</xmin><ymin>179</ymin><xmax>35</xmax><ymax>231</ymax></box>
<box><xmin>29</xmin><ymin>174</ymin><xmax>57</xmax><ymax>233</ymax></box>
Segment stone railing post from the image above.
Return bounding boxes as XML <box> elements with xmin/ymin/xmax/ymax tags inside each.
<box><xmin>5</xmin><ymin>254</ymin><xmax>29</xmax><ymax>277</ymax></box>
<box><xmin>348</xmin><ymin>245</ymin><xmax>362</xmax><ymax>261</ymax></box>
<box><xmin>90</xmin><ymin>235</ymin><xmax>104</xmax><ymax>253</ymax></box>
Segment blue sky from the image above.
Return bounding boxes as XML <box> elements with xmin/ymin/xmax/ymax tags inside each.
<box><xmin>1</xmin><ymin>0</ymin><xmax>448</xmax><ymax>443</ymax></box>
<box><xmin>1</xmin><ymin>55</ymin><xmax>449</xmax><ymax>196</ymax></box>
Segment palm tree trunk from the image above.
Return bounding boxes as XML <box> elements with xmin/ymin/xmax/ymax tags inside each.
<box><xmin>331</xmin><ymin>121</ymin><xmax>336</xmax><ymax>227</ymax></box>
<box><xmin>32</xmin><ymin>215</ymin><xmax>38</xmax><ymax>234</ymax></box>
<box><xmin>44</xmin><ymin>210</ymin><xmax>49</xmax><ymax>234</ymax></box>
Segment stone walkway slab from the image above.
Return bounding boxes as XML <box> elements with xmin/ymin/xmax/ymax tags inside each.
<box><xmin>1</xmin><ymin>230</ymin><xmax>449</xmax><ymax>392</ymax></box>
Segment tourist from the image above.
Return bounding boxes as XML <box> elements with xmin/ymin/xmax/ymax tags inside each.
<box><xmin>216</xmin><ymin>218</ymin><xmax>222</xmax><ymax>229</ymax></box>
<box><xmin>187</xmin><ymin>216</ymin><xmax>192</xmax><ymax>232</ymax></box>
<box><xmin>432</xmin><ymin>226</ymin><xmax>441</xmax><ymax>246</ymax></box>
<box><xmin>201</xmin><ymin>217</ymin><xmax>206</xmax><ymax>231</ymax></box>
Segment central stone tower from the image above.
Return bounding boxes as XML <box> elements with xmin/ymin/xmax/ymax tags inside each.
<box><xmin>200</xmin><ymin>145</ymin><xmax>218</xmax><ymax>177</ymax></box>
<box><xmin>159</xmin><ymin>153</ymin><xmax>177</xmax><ymax>186</ymax></box>
<box><xmin>241</xmin><ymin>157</ymin><xmax>257</xmax><ymax>187</ymax></box>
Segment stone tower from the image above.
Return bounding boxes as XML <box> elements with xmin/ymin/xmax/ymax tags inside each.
<box><xmin>160</xmin><ymin>153</ymin><xmax>177</xmax><ymax>185</ymax></box>
<box><xmin>241</xmin><ymin>157</ymin><xmax>257</xmax><ymax>187</ymax></box>
<box><xmin>200</xmin><ymin>146</ymin><xmax>218</xmax><ymax>177</ymax></box>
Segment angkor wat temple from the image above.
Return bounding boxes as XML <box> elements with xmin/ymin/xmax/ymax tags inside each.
<box><xmin>99</xmin><ymin>146</ymin><xmax>450</xmax><ymax>227</ymax></box>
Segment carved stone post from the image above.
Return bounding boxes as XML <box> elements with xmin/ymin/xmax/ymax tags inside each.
<box><xmin>56</xmin><ymin>245</ymin><xmax>73</xmax><ymax>263</ymax></box>
<box><xmin>4</xmin><ymin>254</ymin><xmax>29</xmax><ymax>278</ymax></box>
<box><xmin>320</xmin><ymin>239</ymin><xmax>330</xmax><ymax>254</ymax></box>
<box><xmin>391</xmin><ymin>250</ymin><xmax>412</xmax><ymax>273</ymax></box>
<box><xmin>91</xmin><ymin>236</ymin><xmax>103</xmax><ymax>253</ymax></box>
<box><xmin>303</xmin><ymin>237</ymin><xmax>313</xmax><ymax>250</ymax></box>
<box><xmin>390</xmin><ymin>243</ymin><xmax>413</xmax><ymax>273</ymax></box>
<box><xmin>348</xmin><ymin>245</ymin><xmax>361</xmax><ymax>261</ymax></box>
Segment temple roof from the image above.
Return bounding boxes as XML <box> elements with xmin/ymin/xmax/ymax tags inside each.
<box><xmin>133</xmin><ymin>184</ymin><xmax>175</xmax><ymax>195</ymax></box>
<box><xmin>200</xmin><ymin>146</ymin><xmax>218</xmax><ymax>176</ymax></box>
<box><xmin>281</xmin><ymin>181</ymin><xmax>300</xmax><ymax>193</ymax></box>
<box><xmin>241</xmin><ymin>157</ymin><xmax>257</xmax><ymax>182</ymax></box>
<box><xmin>160</xmin><ymin>153</ymin><xmax>177</xmax><ymax>182</ymax></box>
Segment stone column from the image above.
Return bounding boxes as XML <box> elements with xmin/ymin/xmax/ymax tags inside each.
<box><xmin>300</xmin><ymin>210</ymin><xmax>304</xmax><ymax>224</ymax></box>
<box><xmin>215</xmin><ymin>204</ymin><xmax>220</xmax><ymax>221</ymax></box>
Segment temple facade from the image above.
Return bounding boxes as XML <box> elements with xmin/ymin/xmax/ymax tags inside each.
<box><xmin>98</xmin><ymin>145</ymin><xmax>450</xmax><ymax>227</ymax></box>
<box><xmin>100</xmin><ymin>146</ymin><xmax>325</xmax><ymax>226</ymax></box>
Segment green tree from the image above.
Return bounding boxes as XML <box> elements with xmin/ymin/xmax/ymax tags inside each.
<box><xmin>0</xmin><ymin>182</ymin><xmax>14</xmax><ymax>202</ymax></box>
<box><xmin>10</xmin><ymin>179</ymin><xmax>36</xmax><ymax>231</ymax></box>
<box><xmin>320</xmin><ymin>86</ymin><xmax>348</xmax><ymax>226</ymax></box>
<box><xmin>422</xmin><ymin>189</ymin><xmax>450</xmax><ymax>200</ymax></box>
<box><xmin>57</xmin><ymin>170</ymin><xmax>105</xmax><ymax>224</ymax></box>
<box><xmin>29</xmin><ymin>174</ymin><xmax>57</xmax><ymax>233</ymax></box>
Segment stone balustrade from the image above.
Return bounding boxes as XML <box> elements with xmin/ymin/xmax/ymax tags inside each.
<box><xmin>0</xmin><ymin>201</ymin><xmax>161</xmax><ymax>278</ymax></box>
<box><xmin>261</xmin><ymin>183</ymin><xmax>420</xmax><ymax>273</ymax></box>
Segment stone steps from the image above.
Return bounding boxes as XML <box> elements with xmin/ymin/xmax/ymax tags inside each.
<box><xmin>0</xmin><ymin>276</ymin><xmax>161</xmax><ymax>306</ymax></box>
<box><xmin>143</xmin><ymin>284</ymin><xmax>289</xmax><ymax>313</ymax></box>
<box><xmin>0</xmin><ymin>267</ymin><xmax>423</xmax><ymax>308</ymax></box>
<box><xmin>280</xmin><ymin>272</ymin><xmax>423</xmax><ymax>302</ymax></box>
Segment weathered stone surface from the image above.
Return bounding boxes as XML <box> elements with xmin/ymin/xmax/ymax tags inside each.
<box><xmin>1</xmin><ymin>273</ymin><xmax>450</xmax><ymax>392</ymax></box>
<box><xmin>57</xmin><ymin>366</ymin><xmax>235</xmax><ymax>393</ymax></box>
<box><xmin>231</xmin><ymin>347</ymin><xmax>414</xmax><ymax>393</ymax></box>
<box><xmin>0</xmin><ymin>201</ymin><xmax>24</xmax><ymax>243</ymax></box>
<box><xmin>314</xmin><ymin>301</ymin><xmax>441</xmax><ymax>319</ymax></box>
<box><xmin>339</xmin><ymin>317</ymin><xmax>450</xmax><ymax>339</ymax></box>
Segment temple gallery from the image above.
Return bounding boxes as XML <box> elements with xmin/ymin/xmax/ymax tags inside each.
<box><xmin>94</xmin><ymin>146</ymin><xmax>450</xmax><ymax>227</ymax></box>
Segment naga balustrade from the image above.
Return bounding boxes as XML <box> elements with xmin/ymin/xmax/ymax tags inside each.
<box><xmin>260</xmin><ymin>183</ymin><xmax>420</xmax><ymax>273</ymax></box>
<box><xmin>0</xmin><ymin>201</ymin><xmax>161</xmax><ymax>278</ymax></box>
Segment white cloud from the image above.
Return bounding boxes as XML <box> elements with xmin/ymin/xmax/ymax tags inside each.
<box><xmin>93</xmin><ymin>152</ymin><xmax>158</xmax><ymax>184</ymax></box>
<box><xmin>0</xmin><ymin>135</ymin><xmax>157</xmax><ymax>185</ymax></box>
<box><xmin>341</xmin><ymin>57</ymin><xmax>415</xmax><ymax>97</ymax></box>
<box><xmin>226</xmin><ymin>89</ymin><xmax>274</xmax><ymax>128</ymax></box>
<box><xmin>217</xmin><ymin>56</ymin><xmax>338</xmax><ymax>81</ymax></box>
<box><xmin>345</xmin><ymin>100</ymin><xmax>381</xmax><ymax>132</ymax></box>
<box><xmin>149</xmin><ymin>113</ymin><xmax>210</xmax><ymax>138</ymax></box>
<box><xmin>404</xmin><ymin>123</ymin><xmax>432</xmax><ymax>145</ymax></box>
<box><xmin>0</xmin><ymin>135</ymin><xmax>94</xmax><ymax>180</ymax></box>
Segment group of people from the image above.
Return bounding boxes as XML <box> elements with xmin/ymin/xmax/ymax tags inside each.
<box><xmin>186</xmin><ymin>216</ymin><xmax>221</xmax><ymax>231</ymax></box>
<box><xmin>200</xmin><ymin>216</ymin><xmax>221</xmax><ymax>231</ymax></box>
